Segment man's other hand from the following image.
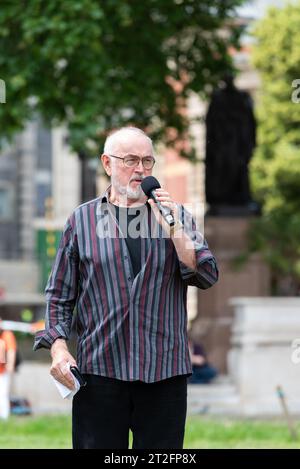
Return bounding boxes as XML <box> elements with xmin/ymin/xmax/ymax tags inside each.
<box><xmin>50</xmin><ymin>338</ymin><xmax>77</xmax><ymax>390</ymax></box>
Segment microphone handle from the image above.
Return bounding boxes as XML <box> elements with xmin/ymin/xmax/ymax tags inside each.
<box><xmin>150</xmin><ymin>190</ymin><xmax>175</xmax><ymax>227</ymax></box>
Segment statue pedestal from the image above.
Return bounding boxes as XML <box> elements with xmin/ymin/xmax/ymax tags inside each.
<box><xmin>191</xmin><ymin>217</ymin><xmax>270</xmax><ymax>373</ymax></box>
<box><xmin>228</xmin><ymin>298</ymin><xmax>300</xmax><ymax>416</ymax></box>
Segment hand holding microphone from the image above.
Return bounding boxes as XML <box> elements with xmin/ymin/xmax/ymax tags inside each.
<box><xmin>141</xmin><ymin>176</ymin><xmax>183</xmax><ymax>235</ymax></box>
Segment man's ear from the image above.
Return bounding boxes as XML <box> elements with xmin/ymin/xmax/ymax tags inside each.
<box><xmin>101</xmin><ymin>154</ymin><xmax>112</xmax><ymax>176</ymax></box>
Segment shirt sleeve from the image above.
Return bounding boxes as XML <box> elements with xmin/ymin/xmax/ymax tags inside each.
<box><xmin>33</xmin><ymin>215</ymin><xmax>79</xmax><ymax>351</ymax></box>
<box><xmin>177</xmin><ymin>205</ymin><xmax>219</xmax><ymax>289</ymax></box>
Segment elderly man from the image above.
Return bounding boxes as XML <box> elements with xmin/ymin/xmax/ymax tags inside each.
<box><xmin>34</xmin><ymin>127</ymin><xmax>218</xmax><ymax>449</ymax></box>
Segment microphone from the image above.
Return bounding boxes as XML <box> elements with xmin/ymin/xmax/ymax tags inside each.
<box><xmin>141</xmin><ymin>176</ymin><xmax>175</xmax><ymax>227</ymax></box>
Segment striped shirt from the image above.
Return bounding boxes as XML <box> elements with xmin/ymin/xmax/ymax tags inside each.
<box><xmin>34</xmin><ymin>185</ymin><xmax>218</xmax><ymax>382</ymax></box>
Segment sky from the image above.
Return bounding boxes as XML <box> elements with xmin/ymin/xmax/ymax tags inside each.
<box><xmin>237</xmin><ymin>0</ymin><xmax>287</xmax><ymax>18</ymax></box>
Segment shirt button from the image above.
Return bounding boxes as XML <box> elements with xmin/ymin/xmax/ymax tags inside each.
<box><xmin>128</xmin><ymin>277</ymin><xmax>132</xmax><ymax>281</ymax></box>
<box><xmin>124</xmin><ymin>255</ymin><xmax>128</xmax><ymax>259</ymax></box>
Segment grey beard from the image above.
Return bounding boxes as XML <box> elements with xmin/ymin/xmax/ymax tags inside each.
<box><xmin>111</xmin><ymin>176</ymin><xmax>143</xmax><ymax>201</ymax></box>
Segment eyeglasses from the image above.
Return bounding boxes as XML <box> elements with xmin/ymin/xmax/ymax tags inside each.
<box><xmin>109</xmin><ymin>154</ymin><xmax>155</xmax><ymax>169</ymax></box>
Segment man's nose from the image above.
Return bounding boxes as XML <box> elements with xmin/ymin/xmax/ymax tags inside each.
<box><xmin>135</xmin><ymin>159</ymin><xmax>144</xmax><ymax>172</ymax></box>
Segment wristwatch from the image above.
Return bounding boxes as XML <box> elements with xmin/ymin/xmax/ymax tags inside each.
<box><xmin>170</xmin><ymin>220</ymin><xmax>183</xmax><ymax>236</ymax></box>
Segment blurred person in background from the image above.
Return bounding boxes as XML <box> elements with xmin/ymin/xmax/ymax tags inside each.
<box><xmin>0</xmin><ymin>317</ymin><xmax>17</xmax><ymax>419</ymax></box>
<box><xmin>188</xmin><ymin>338</ymin><xmax>218</xmax><ymax>384</ymax></box>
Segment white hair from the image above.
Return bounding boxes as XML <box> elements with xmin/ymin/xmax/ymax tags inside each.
<box><xmin>103</xmin><ymin>127</ymin><xmax>153</xmax><ymax>155</ymax></box>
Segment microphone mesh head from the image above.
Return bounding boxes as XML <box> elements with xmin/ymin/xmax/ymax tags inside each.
<box><xmin>141</xmin><ymin>176</ymin><xmax>161</xmax><ymax>197</ymax></box>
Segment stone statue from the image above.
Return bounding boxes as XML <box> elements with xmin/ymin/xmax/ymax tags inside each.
<box><xmin>205</xmin><ymin>74</ymin><xmax>259</xmax><ymax>215</ymax></box>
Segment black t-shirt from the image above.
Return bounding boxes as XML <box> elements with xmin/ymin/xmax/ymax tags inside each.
<box><xmin>112</xmin><ymin>203</ymin><xmax>150</xmax><ymax>278</ymax></box>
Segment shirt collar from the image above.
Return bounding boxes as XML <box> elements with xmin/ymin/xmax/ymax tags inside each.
<box><xmin>98</xmin><ymin>184</ymin><xmax>150</xmax><ymax>209</ymax></box>
<box><xmin>98</xmin><ymin>184</ymin><xmax>112</xmax><ymax>205</ymax></box>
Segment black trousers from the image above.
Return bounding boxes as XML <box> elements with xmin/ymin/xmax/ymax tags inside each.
<box><xmin>72</xmin><ymin>374</ymin><xmax>187</xmax><ymax>449</ymax></box>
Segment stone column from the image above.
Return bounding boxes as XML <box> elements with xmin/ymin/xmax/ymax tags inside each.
<box><xmin>17</xmin><ymin>121</ymin><xmax>38</xmax><ymax>260</ymax></box>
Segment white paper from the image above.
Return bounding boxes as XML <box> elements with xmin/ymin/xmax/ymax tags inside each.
<box><xmin>50</xmin><ymin>362</ymin><xmax>81</xmax><ymax>400</ymax></box>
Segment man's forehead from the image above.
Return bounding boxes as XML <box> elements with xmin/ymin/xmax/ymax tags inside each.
<box><xmin>115</xmin><ymin>134</ymin><xmax>153</xmax><ymax>154</ymax></box>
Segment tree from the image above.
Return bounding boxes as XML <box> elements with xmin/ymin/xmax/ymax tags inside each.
<box><xmin>248</xmin><ymin>2</ymin><xmax>300</xmax><ymax>294</ymax></box>
<box><xmin>0</xmin><ymin>0</ymin><xmax>245</xmax><ymax>159</ymax></box>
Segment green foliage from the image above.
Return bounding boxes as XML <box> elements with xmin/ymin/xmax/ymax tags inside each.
<box><xmin>252</xmin><ymin>3</ymin><xmax>300</xmax><ymax>150</ymax></box>
<box><xmin>0</xmin><ymin>0</ymin><xmax>245</xmax><ymax>156</ymax></box>
<box><xmin>249</xmin><ymin>3</ymin><xmax>300</xmax><ymax>294</ymax></box>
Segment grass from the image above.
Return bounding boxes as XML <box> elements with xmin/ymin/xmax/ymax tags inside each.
<box><xmin>0</xmin><ymin>415</ymin><xmax>72</xmax><ymax>449</ymax></box>
<box><xmin>0</xmin><ymin>415</ymin><xmax>299</xmax><ymax>449</ymax></box>
<box><xmin>184</xmin><ymin>416</ymin><xmax>300</xmax><ymax>449</ymax></box>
